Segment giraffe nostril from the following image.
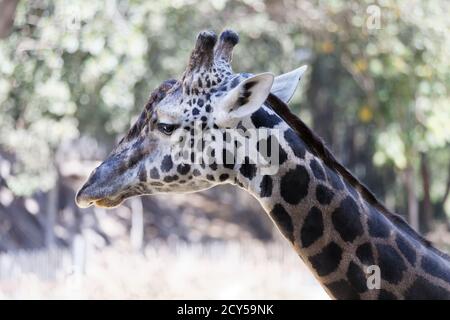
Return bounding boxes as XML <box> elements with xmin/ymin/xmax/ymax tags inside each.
<box><xmin>75</xmin><ymin>188</ymin><xmax>96</xmax><ymax>208</ymax></box>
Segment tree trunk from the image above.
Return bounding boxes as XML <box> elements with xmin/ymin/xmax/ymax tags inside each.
<box><xmin>0</xmin><ymin>0</ymin><xmax>19</xmax><ymax>38</ymax></box>
<box><xmin>405</xmin><ymin>164</ymin><xmax>419</xmax><ymax>231</ymax></box>
<box><xmin>420</xmin><ymin>153</ymin><xmax>432</xmax><ymax>232</ymax></box>
<box><xmin>442</xmin><ymin>162</ymin><xmax>450</xmax><ymax>230</ymax></box>
<box><xmin>46</xmin><ymin>183</ymin><xmax>58</xmax><ymax>249</ymax></box>
<box><xmin>442</xmin><ymin>162</ymin><xmax>450</xmax><ymax>208</ymax></box>
<box><xmin>130</xmin><ymin>197</ymin><xmax>144</xmax><ymax>252</ymax></box>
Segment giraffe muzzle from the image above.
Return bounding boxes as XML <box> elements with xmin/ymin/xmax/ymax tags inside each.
<box><xmin>75</xmin><ymin>184</ymin><xmax>97</xmax><ymax>208</ymax></box>
<box><xmin>75</xmin><ymin>160</ymin><xmax>127</xmax><ymax>208</ymax></box>
<box><xmin>75</xmin><ymin>184</ymin><xmax>125</xmax><ymax>209</ymax></box>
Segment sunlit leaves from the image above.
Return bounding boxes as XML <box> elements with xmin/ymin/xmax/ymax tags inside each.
<box><xmin>374</xmin><ymin>126</ymin><xmax>407</xmax><ymax>170</ymax></box>
<box><xmin>358</xmin><ymin>105</ymin><xmax>373</xmax><ymax>123</ymax></box>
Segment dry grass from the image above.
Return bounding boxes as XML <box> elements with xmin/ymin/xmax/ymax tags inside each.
<box><xmin>0</xmin><ymin>240</ymin><xmax>328</xmax><ymax>300</ymax></box>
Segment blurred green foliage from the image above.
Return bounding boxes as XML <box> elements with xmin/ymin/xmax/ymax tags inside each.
<box><xmin>0</xmin><ymin>0</ymin><xmax>449</xmax><ymax>221</ymax></box>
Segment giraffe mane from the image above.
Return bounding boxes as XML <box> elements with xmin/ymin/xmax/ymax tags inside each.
<box><xmin>265</xmin><ymin>93</ymin><xmax>450</xmax><ymax>261</ymax></box>
<box><xmin>123</xmin><ymin>79</ymin><xmax>178</xmax><ymax>142</ymax></box>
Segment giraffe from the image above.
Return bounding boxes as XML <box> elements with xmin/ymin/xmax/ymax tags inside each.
<box><xmin>76</xmin><ymin>30</ymin><xmax>450</xmax><ymax>299</ymax></box>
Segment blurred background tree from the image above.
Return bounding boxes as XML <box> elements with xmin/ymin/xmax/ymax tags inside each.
<box><xmin>0</xmin><ymin>0</ymin><xmax>449</xmax><ymax>251</ymax></box>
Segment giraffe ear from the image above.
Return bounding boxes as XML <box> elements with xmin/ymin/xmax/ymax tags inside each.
<box><xmin>271</xmin><ymin>65</ymin><xmax>308</xmax><ymax>103</ymax></box>
<box><xmin>215</xmin><ymin>73</ymin><xmax>274</xmax><ymax>126</ymax></box>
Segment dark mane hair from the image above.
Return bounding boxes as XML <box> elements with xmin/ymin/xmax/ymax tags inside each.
<box><xmin>265</xmin><ymin>93</ymin><xmax>450</xmax><ymax>261</ymax></box>
<box><xmin>123</xmin><ymin>79</ymin><xmax>178</xmax><ymax>142</ymax></box>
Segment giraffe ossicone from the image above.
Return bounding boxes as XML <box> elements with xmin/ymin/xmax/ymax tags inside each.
<box><xmin>76</xmin><ymin>29</ymin><xmax>450</xmax><ymax>300</ymax></box>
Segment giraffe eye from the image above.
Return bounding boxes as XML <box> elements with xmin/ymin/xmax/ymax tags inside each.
<box><xmin>157</xmin><ymin>123</ymin><xmax>178</xmax><ymax>135</ymax></box>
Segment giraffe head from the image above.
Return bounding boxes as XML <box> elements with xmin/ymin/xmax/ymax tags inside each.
<box><xmin>76</xmin><ymin>30</ymin><xmax>306</xmax><ymax>208</ymax></box>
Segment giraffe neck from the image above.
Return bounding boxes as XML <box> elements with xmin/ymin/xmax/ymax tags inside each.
<box><xmin>237</xmin><ymin>105</ymin><xmax>450</xmax><ymax>300</ymax></box>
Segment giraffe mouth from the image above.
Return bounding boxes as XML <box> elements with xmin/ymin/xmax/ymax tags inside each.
<box><xmin>76</xmin><ymin>183</ymin><xmax>126</xmax><ymax>209</ymax></box>
<box><xmin>92</xmin><ymin>197</ymin><xmax>125</xmax><ymax>208</ymax></box>
<box><xmin>76</xmin><ymin>193</ymin><xmax>125</xmax><ymax>209</ymax></box>
<box><xmin>76</xmin><ymin>183</ymin><xmax>148</xmax><ymax>209</ymax></box>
